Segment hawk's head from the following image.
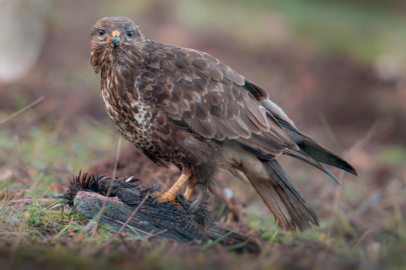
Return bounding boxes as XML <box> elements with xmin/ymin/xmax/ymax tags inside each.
<box><xmin>90</xmin><ymin>17</ymin><xmax>146</xmax><ymax>73</ymax></box>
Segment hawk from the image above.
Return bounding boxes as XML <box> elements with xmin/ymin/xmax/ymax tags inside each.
<box><xmin>90</xmin><ymin>17</ymin><xmax>357</xmax><ymax>231</ymax></box>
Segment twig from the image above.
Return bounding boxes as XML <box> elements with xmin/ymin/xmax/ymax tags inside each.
<box><xmin>144</xmin><ymin>228</ymin><xmax>168</xmax><ymax>241</ymax></box>
<box><xmin>115</xmin><ymin>222</ymin><xmax>153</xmax><ymax>237</ymax></box>
<box><xmin>319</xmin><ymin>112</ymin><xmax>341</xmax><ymax>151</ymax></box>
<box><xmin>7</xmin><ymin>198</ymin><xmax>53</xmax><ymax>204</ymax></box>
<box><xmin>118</xmin><ymin>233</ymin><xmax>135</xmax><ymax>252</ymax></box>
<box><xmin>326</xmin><ymin>121</ymin><xmax>381</xmax><ymax>239</ymax></box>
<box><xmin>29</xmin><ymin>171</ymin><xmax>46</xmax><ymax>197</ymax></box>
<box><xmin>46</xmin><ymin>203</ymin><xmax>62</xmax><ymax>210</ymax></box>
<box><xmin>326</xmin><ymin>170</ymin><xmax>345</xmax><ymax>239</ymax></box>
<box><xmin>10</xmin><ymin>136</ymin><xmax>19</xmax><ymax>183</ymax></box>
<box><xmin>38</xmin><ymin>183</ymin><xmax>54</xmax><ymax>201</ymax></box>
<box><xmin>91</xmin><ymin>137</ymin><xmax>122</xmax><ymax>236</ymax></box>
<box><xmin>10</xmin><ymin>212</ymin><xmax>28</xmax><ymax>264</ymax></box>
<box><xmin>85</xmin><ymin>115</ymin><xmax>116</xmax><ymax>136</ymax></box>
<box><xmin>346</xmin><ymin>120</ymin><xmax>381</xmax><ymax>153</ymax></box>
<box><xmin>103</xmin><ymin>192</ymin><xmax>150</xmax><ymax>247</ymax></box>
<box><xmin>0</xmin><ymin>96</ymin><xmax>45</xmax><ymax>125</ymax></box>
<box><xmin>54</xmin><ymin>217</ymin><xmax>75</xmax><ymax>240</ymax></box>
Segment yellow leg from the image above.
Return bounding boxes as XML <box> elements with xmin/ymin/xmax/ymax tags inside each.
<box><xmin>153</xmin><ymin>170</ymin><xmax>191</xmax><ymax>204</ymax></box>
<box><xmin>184</xmin><ymin>183</ymin><xmax>195</xmax><ymax>201</ymax></box>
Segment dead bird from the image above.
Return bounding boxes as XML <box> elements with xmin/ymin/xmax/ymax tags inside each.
<box><xmin>63</xmin><ymin>173</ymin><xmax>260</xmax><ymax>253</ymax></box>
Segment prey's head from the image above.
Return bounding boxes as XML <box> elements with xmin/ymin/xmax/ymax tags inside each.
<box><xmin>90</xmin><ymin>17</ymin><xmax>146</xmax><ymax>73</ymax></box>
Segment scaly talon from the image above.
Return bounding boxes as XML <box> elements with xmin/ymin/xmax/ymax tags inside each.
<box><xmin>184</xmin><ymin>184</ymin><xmax>194</xmax><ymax>201</ymax></box>
<box><xmin>153</xmin><ymin>191</ymin><xmax>177</xmax><ymax>204</ymax></box>
<box><xmin>154</xmin><ymin>169</ymin><xmax>191</xmax><ymax>204</ymax></box>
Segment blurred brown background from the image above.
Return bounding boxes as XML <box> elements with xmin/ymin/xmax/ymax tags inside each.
<box><xmin>1</xmin><ymin>0</ymin><xmax>405</xmax><ymax>141</ymax></box>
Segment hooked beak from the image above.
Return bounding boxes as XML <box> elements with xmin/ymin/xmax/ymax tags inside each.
<box><xmin>111</xmin><ymin>30</ymin><xmax>120</xmax><ymax>48</ymax></box>
<box><xmin>103</xmin><ymin>30</ymin><xmax>127</xmax><ymax>48</ymax></box>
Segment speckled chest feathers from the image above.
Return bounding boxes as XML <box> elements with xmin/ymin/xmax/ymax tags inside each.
<box><xmin>100</xmin><ymin>58</ymin><xmax>217</xmax><ymax>169</ymax></box>
<box><xmin>101</xmin><ymin>65</ymin><xmax>155</xmax><ymax>152</ymax></box>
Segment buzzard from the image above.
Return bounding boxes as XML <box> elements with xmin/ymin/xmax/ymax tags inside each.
<box><xmin>90</xmin><ymin>17</ymin><xmax>357</xmax><ymax>231</ymax></box>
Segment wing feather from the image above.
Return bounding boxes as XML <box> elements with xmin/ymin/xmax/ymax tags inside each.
<box><xmin>139</xmin><ymin>45</ymin><xmax>297</xmax><ymax>157</ymax></box>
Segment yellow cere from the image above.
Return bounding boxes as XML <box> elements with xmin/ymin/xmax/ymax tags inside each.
<box><xmin>111</xmin><ymin>30</ymin><xmax>121</xmax><ymax>38</ymax></box>
<box><xmin>102</xmin><ymin>30</ymin><xmax>128</xmax><ymax>46</ymax></box>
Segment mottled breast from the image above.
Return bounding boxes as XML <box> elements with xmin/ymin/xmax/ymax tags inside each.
<box><xmin>101</xmin><ymin>69</ymin><xmax>156</xmax><ymax>151</ymax></box>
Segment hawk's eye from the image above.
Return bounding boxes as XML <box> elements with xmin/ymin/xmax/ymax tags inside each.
<box><xmin>98</xmin><ymin>29</ymin><xmax>105</xmax><ymax>36</ymax></box>
<box><xmin>126</xmin><ymin>30</ymin><xmax>134</xmax><ymax>38</ymax></box>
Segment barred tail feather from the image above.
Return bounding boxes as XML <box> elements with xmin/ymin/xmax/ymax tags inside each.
<box><xmin>244</xmin><ymin>159</ymin><xmax>319</xmax><ymax>232</ymax></box>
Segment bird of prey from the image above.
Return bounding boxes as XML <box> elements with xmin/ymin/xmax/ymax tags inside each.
<box><xmin>90</xmin><ymin>17</ymin><xmax>357</xmax><ymax>231</ymax></box>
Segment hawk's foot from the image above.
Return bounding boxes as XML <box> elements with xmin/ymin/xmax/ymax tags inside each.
<box><xmin>153</xmin><ymin>191</ymin><xmax>177</xmax><ymax>204</ymax></box>
<box><xmin>183</xmin><ymin>185</ymin><xmax>194</xmax><ymax>201</ymax></box>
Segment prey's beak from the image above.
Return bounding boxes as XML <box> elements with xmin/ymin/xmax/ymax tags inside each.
<box><xmin>111</xmin><ymin>30</ymin><xmax>121</xmax><ymax>48</ymax></box>
<box><xmin>103</xmin><ymin>30</ymin><xmax>127</xmax><ymax>48</ymax></box>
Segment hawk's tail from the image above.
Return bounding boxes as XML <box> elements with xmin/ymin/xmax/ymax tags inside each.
<box><xmin>244</xmin><ymin>159</ymin><xmax>319</xmax><ymax>232</ymax></box>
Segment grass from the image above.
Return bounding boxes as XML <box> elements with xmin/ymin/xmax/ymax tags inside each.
<box><xmin>0</xmin><ymin>112</ymin><xmax>405</xmax><ymax>270</ymax></box>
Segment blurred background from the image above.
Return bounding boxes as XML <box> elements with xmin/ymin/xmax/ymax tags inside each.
<box><xmin>0</xmin><ymin>0</ymin><xmax>406</xmax><ymax>268</ymax></box>
<box><xmin>1</xmin><ymin>0</ymin><xmax>406</xmax><ymax>140</ymax></box>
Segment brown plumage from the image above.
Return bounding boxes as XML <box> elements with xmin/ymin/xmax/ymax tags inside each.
<box><xmin>90</xmin><ymin>16</ymin><xmax>358</xmax><ymax>232</ymax></box>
